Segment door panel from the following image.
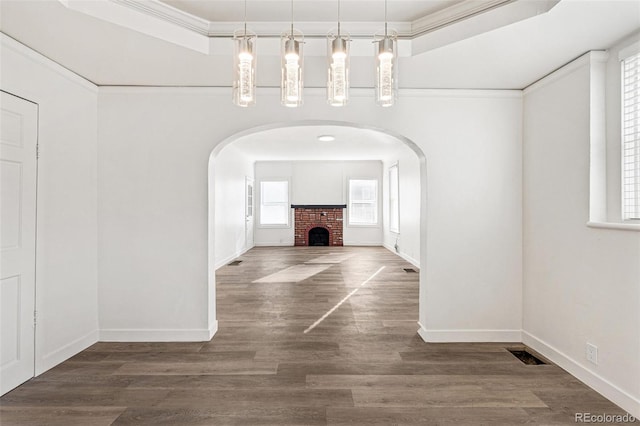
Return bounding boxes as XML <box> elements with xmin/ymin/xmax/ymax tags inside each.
<box><xmin>0</xmin><ymin>91</ymin><xmax>38</xmax><ymax>395</ymax></box>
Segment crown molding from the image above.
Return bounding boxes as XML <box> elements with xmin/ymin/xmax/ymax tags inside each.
<box><xmin>411</xmin><ymin>0</ymin><xmax>560</xmax><ymax>55</ymax></box>
<box><xmin>523</xmin><ymin>51</ymin><xmax>608</xmax><ymax>96</ymax></box>
<box><xmin>412</xmin><ymin>0</ymin><xmax>514</xmax><ymax>36</ymax></box>
<box><xmin>58</xmin><ymin>0</ymin><xmax>211</xmax><ymax>53</ymax></box>
<box><xmin>58</xmin><ymin>0</ymin><xmax>560</xmax><ymax>56</ymax></box>
<box><xmin>113</xmin><ymin>0</ymin><xmax>211</xmax><ymax>35</ymax></box>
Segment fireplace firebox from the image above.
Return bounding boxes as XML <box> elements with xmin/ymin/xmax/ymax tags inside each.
<box><xmin>308</xmin><ymin>227</ymin><xmax>330</xmax><ymax>246</ymax></box>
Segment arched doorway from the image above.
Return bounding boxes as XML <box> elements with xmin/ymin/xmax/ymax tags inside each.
<box><xmin>208</xmin><ymin>120</ymin><xmax>427</xmax><ymax>335</ymax></box>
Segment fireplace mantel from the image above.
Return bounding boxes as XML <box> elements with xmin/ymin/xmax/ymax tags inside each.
<box><xmin>291</xmin><ymin>204</ymin><xmax>347</xmax><ymax>209</ymax></box>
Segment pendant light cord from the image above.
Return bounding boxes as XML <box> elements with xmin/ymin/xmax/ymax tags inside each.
<box><xmin>290</xmin><ymin>0</ymin><xmax>294</xmax><ymax>36</ymax></box>
<box><xmin>337</xmin><ymin>0</ymin><xmax>341</xmax><ymax>37</ymax></box>
<box><xmin>243</xmin><ymin>0</ymin><xmax>247</xmax><ymax>36</ymax></box>
<box><xmin>384</xmin><ymin>0</ymin><xmax>388</xmax><ymax>37</ymax></box>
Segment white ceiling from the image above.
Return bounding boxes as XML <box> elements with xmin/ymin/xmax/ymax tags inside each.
<box><xmin>1</xmin><ymin>0</ymin><xmax>638</xmax><ymax>89</ymax></box>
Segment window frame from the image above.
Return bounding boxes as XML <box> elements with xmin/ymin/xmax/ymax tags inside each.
<box><xmin>621</xmin><ymin>46</ymin><xmax>640</xmax><ymax>221</ymax></box>
<box><xmin>388</xmin><ymin>163</ymin><xmax>400</xmax><ymax>233</ymax></box>
<box><xmin>258</xmin><ymin>178</ymin><xmax>291</xmax><ymax>228</ymax></box>
<box><xmin>347</xmin><ymin>178</ymin><xmax>380</xmax><ymax>227</ymax></box>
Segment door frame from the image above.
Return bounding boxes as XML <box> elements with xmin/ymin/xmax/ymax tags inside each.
<box><xmin>0</xmin><ymin>90</ymin><xmax>39</xmax><ymax>394</ymax></box>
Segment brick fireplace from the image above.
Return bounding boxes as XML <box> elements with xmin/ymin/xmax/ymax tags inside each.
<box><xmin>292</xmin><ymin>204</ymin><xmax>346</xmax><ymax>246</ymax></box>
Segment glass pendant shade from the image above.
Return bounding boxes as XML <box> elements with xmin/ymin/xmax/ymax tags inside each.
<box><xmin>232</xmin><ymin>29</ymin><xmax>257</xmax><ymax>107</ymax></box>
<box><xmin>281</xmin><ymin>30</ymin><xmax>304</xmax><ymax>107</ymax></box>
<box><xmin>374</xmin><ymin>30</ymin><xmax>397</xmax><ymax>107</ymax></box>
<box><xmin>327</xmin><ymin>32</ymin><xmax>350</xmax><ymax>106</ymax></box>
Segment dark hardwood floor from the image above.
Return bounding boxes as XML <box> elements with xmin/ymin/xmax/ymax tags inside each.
<box><xmin>0</xmin><ymin>246</ymin><xmax>630</xmax><ymax>425</ymax></box>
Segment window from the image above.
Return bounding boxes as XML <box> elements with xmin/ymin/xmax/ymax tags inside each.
<box><xmin>389</xmin><ymin>164</ymin><xmax>399</xmax><ymax>233</ymax></box>
<box><xmin>246</xmin><ymin>178</ymin><xmax>253</xmax><ymax>218</ymax></box>
<box><xmin>260</xmin><ymin>180</ymin><xmax>289</xmax><ymax>225</ymax></box>
<box><xmin>349</xmin><ymin>179</ymin><xmax>378</xmax><ymax>225</ymax></box>
<box><xmin>623</xmin><ymin>50</ymin><xmax>640</xmax><ymax>220</ymax></box>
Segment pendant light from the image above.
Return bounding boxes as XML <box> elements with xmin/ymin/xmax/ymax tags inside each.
<box><xmin>327</xmin><ymin>0</ymin><xmax>350</xmax><ymax>106</ymax></box>
<box><xmin>232</xmin><ymin>0</ymin><xmax>257</xmax><ymax>107</ymax></box>
<box><xmin>281</xmin><ymin>0</ymin><xmax>304</xmax><ymax>107</ymax></box>
<box><xmin>374</xmin><ymin>0</ymin><xmax>397</xmax><ymax>107</ymax></box>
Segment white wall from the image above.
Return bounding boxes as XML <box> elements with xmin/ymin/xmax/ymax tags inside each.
<box><xmin>0</xmin><ymin>35</ymin><xmax>99</xmax><ymax>373</ymax></box>
<box><xmin>213</xmin><ymin>144</ymin><xmax>253</xmax><ymax>269</ymax></box>
<box><xmin>97</xmin><ymin>87</ymin><xmax>523</xmax><ymax>344</ymax></box>
<box><xmin>382</xmin><ymin>147</ymin><xmax>421</xmax><ymax>267</ymax></box>
<box><xmin>523</xmin><ymin>52</ymin><xmax>640</xmax><ymax>417</ymax></box>
<box><xmin>253</xmin><ymin>160</ymin><xmax>383</xmax><ymax>246</ymax></box>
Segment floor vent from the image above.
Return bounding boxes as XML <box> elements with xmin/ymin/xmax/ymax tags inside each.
<box><xmin>403</xmin><ymin>268</ymin><xmax>418</xmax><ymax>273</ymax></box>
<box><xmin>508</xmin><ymin>349</ymin><xmax>547</xmax><ymax>365</ymax></box>
<box><xmin>228</xmin><ymin>260</ymin><xmax>243</xmax><ymax>266</ymax></box>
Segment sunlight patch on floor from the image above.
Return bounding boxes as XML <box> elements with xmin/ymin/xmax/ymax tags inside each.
<box><xmin>304</xmin><ymin>266</ymin><xmax>386</xmax><ymax>334</ymax></box>
<box><xmin>305</xmin><ymin>253</ymin><xmax>356</xmax><ymax>264</ymax></box>
<box><xmin>252</xmin><ymin>264</ymin><xmax>333</xmax><ymax>283</ymax></box>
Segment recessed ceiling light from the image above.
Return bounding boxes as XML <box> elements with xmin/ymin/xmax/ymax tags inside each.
<box><xmin>317</xmin><ymin>135</ymin><xmax>335</xmax><ymax>142</ymax></box>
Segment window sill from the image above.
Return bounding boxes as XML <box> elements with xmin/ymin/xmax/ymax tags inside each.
<box><xmin>586</xmin><ymin>221</ymin><xmax>640</xmax><ymax>232</ymax></box>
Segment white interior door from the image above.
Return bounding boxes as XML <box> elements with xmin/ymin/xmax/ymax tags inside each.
<box><xmin>1</xmin><ymin>91</ymin><xmax>38</xmax><ymax>395</ymax></box>
<box><xmin>245</xmin><ymin>177</ymin><xmax>254</xmax><ymax>250</ymax></box>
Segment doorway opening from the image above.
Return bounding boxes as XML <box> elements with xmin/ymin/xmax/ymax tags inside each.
<box><xmin>208</xmin><ymin>120</ymin><xmax>427</xmax><ymax>338</ymax></box>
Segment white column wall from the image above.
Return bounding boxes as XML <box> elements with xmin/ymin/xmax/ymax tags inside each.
<box><xmin>97</xmin><ymin>87</ymin><xmax>523</xmax><ymax>343</ymax></box>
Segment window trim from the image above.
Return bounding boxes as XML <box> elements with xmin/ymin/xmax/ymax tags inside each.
<box><xmin>388</xmin><ymin>163</ymin><xmax>400</xmax><ymax>233</ymax></box>
<box><xmin>258</xmin><ymin>178</ymin><xmax>291</xmax><ymax>228</ymax></box>
<box><xmin>347</xmin><ymin>177</ymin><xmax>380</xmax><ymax>227</ymax></box>
<box><xmin>620</xmin><ymin>46</ymin><xmax>640</xmax><ymax>222</ymax></box>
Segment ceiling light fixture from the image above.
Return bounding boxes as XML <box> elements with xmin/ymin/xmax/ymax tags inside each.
<box><xmin>232</xmin><ymin>0</ymin><xmax>256</xmax><ymax>107</ymax></box>
<box><xmin>281</xmin><ymin>0</ymin><xmax>304</xmax><ymax>107</ymax></box>
<box><xmin>374</xmin><ymin>0</ymin><xmax>398</xmax><ymax>107</ymax></box>
<box><xmin>317</xmin><ymin>135</ymin><xmax>336</xmax><ymax>142</ymax></box>
<box><xmin>327</xmin><ymin>0</ymin><xmax>350</xmax><ymax>106</ymax></box>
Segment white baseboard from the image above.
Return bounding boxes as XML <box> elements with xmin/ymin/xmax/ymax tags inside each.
<box><xmin>417</xmin><ymin>322</ymin><xmax>522</xmax><ymax>343</ymax></box>
<box><xmin>36</xmin><ymin>329</ymin><xmax>99</xmax><ymax>375</ymax></box>
<box><xmin>383</xmin><ymin>243</ymin><xmax>420</xmax><ymax>268</ymax></box>
<box><xmin>215</xmin><ymin>247</ymin><xmax>251</xmax><ymax>270</ymax></box>
<box><xmin>253</xmin><ymin>242</ymin><xmax>293</xmax><ymax>246</ymax></box>
<box><xmin>100</xmin><ymin>327</ymin><xmax>215</xmax><ymax>342</ymax></box>
<box><xmin>344</xmin><ymin>242</ymin><xmax>384</xmax><ymax>247</ymax></box>
<box><xmin>523</xmin><ymin>331</ymin><xmax>640</xmax><ymax>418</ymax></box>
<box><xmin>207</xmin><ymin>320</ymin><xmax>218</xmax><ymax>340</ymax></box>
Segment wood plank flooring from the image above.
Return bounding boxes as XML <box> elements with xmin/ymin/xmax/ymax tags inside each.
<box><xmin>0</xmin><ymin>246</ymin><xmax>630</xmax><ymax>425</ymax></box>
